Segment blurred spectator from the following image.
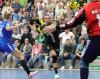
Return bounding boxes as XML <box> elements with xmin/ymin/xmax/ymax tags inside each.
<box><xmin>20</xmin><ymin>38</ymin><xmax>32</xmax><ymax>63</ymax></box>
<box><xmin>68</xmin><ymin>0</ymin><xmax>80</xmax><ymax>10</ymax></box>
<box><xmin>14</xmin><ymin>38</ymin><xmax>20</xmax><ymax>49</ymax></box>
<box><xmin>45</xmin><ymin>8</ymin><xmax>54</xmax><ymax>18</ymax></box>
<box><xmin>59</xmin><ymin>39</ymin><xmax>76</xmax><ymax>69</ymax></box>
<box><xmin>28</xmin><ymin>39</ymin><xmax>43</xmax><ymax>68</ymax></box>
<box><xmin>27</xmin><ymin>0</ymin><xmax>34</xmax><ymax>5</ymax></box>
<box><xmin>72</xmin><ymin>38</ymin><xmax>86</xmax><ymax>69</ymax></box>
<box><xmin>0</xmin><ymin>0</ymin><xmax>4</xmax><ymax>8</ymax></box>
<box><xmin>55</xmin><ymin>0</ymin><xmax>63</xmax><ymax>10</ymax></box>
<box><xmin>0</xmin><ymin>0</ymin><xmax>3</xmax><ymax>6</ymax></box>
<box><xmin>26</xmin><ymin>1</ymin><xmax>32</xmax><ymax>13</ymax></box>
<box><xmin>63</xmin><ymin>6</ymin><xmax>73</xmax><ymax>21</ymax></box>
<box><xmin>12</xmin><ymin>28</ymin><xmax>21</xmax><ymax>40</ymax></box>
<box><xmin>6</xmin><ymin>54</ymin><xmax>14</xmax><ymax>68</ymax></box>
<box><xmin>0</xmin><ymin>12</ymin><xmax>3</xmax><ymax>21</ymax></box>
<box><xmin>59</xmin><ymin>29</ymin><xmax>75</xmax><ymax>55</ymax></box>
<box><xmin>30</xmin><ymin>23</ymin><xmax>39</xmax><ymax>39</ymax></box>
<box><xmin>12</xmin><ymin>0</ymin><xmax>22</xmax><ymax>12</ymax></box>
<box><xmin>55</xmin><ymin>2</ymin><xmax>64</xmax><ymax>19</ymax></box>
<box><xmin>20</xmin><ymin>27</ymin><xmax>33</xmax><ymax>46</ymax></box>
<box><xmin>45</xmin><ymin>0</ymin><xmax>55</xmax><ymax>12</ymax></box>
<box><xmin>35</xmin><ymin>0</ymin><xmax>45</xmax><ymax>20</ymax></box>
<box><xmin>2</xmin><ymin>1</ymin><xmax>13</xmax><ymax>17</ymax></box>
<box><xmin>78</xmin><ymin>0</ymin><xmax>85</xmax><ymax>7</ymax></box>
<box><xmin>73</xmin><ymin>25</ymin><xmax>82</xmax><ymax>44</ymax></box>
<box><xmin>19</xmin><ymin>0</ymin><xmax>27</xmax><ymax>7</ymax></box>
<box><xmin>38</xmin><ymin>32</ymin><xmax>45</xmax><ymax>44</ymax></box>
<box><xmin>81</xmin><ymin>22</ymin><xmax>88</xmax><ymax>40</ymax></box>
<box><xmin>12</xmin><ymin>8</ymin><xmax>20</xmax><ymax>21</ymax></box>
<box><xmin>0</xmin><ymin>53</ymin><xmax>8</xmax><ymax>68</ymax></box>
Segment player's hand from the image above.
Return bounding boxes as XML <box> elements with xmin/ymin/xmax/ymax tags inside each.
<box><xmin>15</xmin><ymin>21</ymin><xmax>21</xmax><ymax>27</ymax></box>
<box><xmin>42</xmin><ymin>25</ymin><xmax>56</xmax><ymax>34</ymax></box>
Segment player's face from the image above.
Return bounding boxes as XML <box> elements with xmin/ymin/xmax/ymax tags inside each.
<box><xmin>44</xmin><ymin>16</ymin><xmax>50</xmax><ymax>23</ymax></box>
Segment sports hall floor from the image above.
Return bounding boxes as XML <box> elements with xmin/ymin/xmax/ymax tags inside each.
<box><xmin>0</xmin><ymin>69</ymin><xmax>100</xmax><ymax>79</ymax></box>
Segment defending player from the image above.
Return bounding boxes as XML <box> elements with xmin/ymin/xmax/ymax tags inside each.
<box><xmin>43</xmin><ymin>0</ymin><xmax>100</xmax><ymax>79</ymax></box>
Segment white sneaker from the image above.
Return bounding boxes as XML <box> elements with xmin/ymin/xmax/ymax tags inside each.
<box><xmin>60</xmin><ymin>66</ymin><xmax>65</xmax><ymax>70</ymax></box>
<box><xmin>55</xmin><ymin>74</ymin><xmax>60</xmax><ymax>79</ymax></box>
<box><xmin>29</xmin><ymin>71</ymin><xmax>38</xmax><ymax>79</ymax></box>
<box><xmin>68</xmin><ymin>66</ymin><xmax>73</xmax><ymax>69</ymax></box>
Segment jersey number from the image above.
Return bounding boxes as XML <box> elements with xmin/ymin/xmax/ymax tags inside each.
<box><xmin>96</xmin><ymin>14</ymin><xmax>100</xmax><ymax>27</ymax></box>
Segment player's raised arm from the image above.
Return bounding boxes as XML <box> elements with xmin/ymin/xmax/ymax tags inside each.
<box><xmin>3</xmin><ymin>12</ymin><xmax>20</xmax><ymax>31</ymax></box>
<box><xmin>43</xmin><ymin>8</ymin><xmax>86</xmax><ymax>33</ymax></box>
<box><xmin>56</xmin><ymin>8</ymin><xmax>86</xmax><ymax>30</ymax></box>
<box><xmin>6</xmin><ymin>21</ymin><xmax>20</xmax><ymax>31</ymax></box>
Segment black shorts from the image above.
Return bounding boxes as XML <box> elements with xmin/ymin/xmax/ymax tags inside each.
<box><xmin>43</xmin><ymin>41</ymin><xmax>59</xmax><ymax>55</ymax></box>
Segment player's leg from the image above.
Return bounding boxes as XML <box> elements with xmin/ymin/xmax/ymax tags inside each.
<box><xmin>80</xmin><ymin>40</ymin><xmax>99</xmax><ymax>79</ymax></box>
<box><xmin>71</xmin><ymin>54</ymin><xmax>79</xmax><ymax>69</ymax></box>
<box><xmin>11</xmin><ymin>48</ymin><xmax>30</xmax><ymax>72</ymax></box>
<box><xmin>50</xmin><ymin>49</ymin><xmax>60</xmax><ymax>79</ymax></box>
<box><xmin>2</xmin><ymin>43</ymin><xmax>38</xmax><ymax>79</ymax></box>
<box><xmin>11</xmin><ymin>48</ymin><xmax>38</xmax><ymax>77</ymax></box>
<box><xmin>2</xmin><ymin>42</ymin><xmax>38</xmax><ymax>78</ymax></box>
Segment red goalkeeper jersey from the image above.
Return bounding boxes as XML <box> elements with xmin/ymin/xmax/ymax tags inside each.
<box><xmin>59</xmin><ymin>1</ymin><xmax>100</xmax><ymax>37</ymax></box>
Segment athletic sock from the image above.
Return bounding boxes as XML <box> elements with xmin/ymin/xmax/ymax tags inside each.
<box><xmin>20</xmin><ymin>60</ymin><xmax>30</xmax><ymax>75</ymax></box>
<box><xmin>54</xmin><ymin>68</ymin><xmax>58</xmax><ymax>74</ymax></box>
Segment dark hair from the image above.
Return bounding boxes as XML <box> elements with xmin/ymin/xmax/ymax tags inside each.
<box><xmin>79</xmin><ymin>37</ymin><xmax>86</xmax><ymax>45</ymax></box>
<box><xmin>79</xmin><ymin>36</ymin><xmax>86</xmax><ymax>42</ymax></box>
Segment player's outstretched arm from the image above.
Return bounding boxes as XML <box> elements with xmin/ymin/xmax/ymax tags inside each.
<box><xmin>6</xmin><ymin>21</ymin><xmax>20</xmax><ymax>31</ymax></box>
<box><xmin>43</xmin><ymin>8</ymin><xmax>86</xmax><ymax>33</ymax></box>
<box><xmin>56</xmin><ymin>9</ymin><xmax>86</xmax><ymax>30</ymax></box>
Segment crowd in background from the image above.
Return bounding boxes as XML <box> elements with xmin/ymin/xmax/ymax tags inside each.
<box><xmin>0</xmin><ymin>0</ymin><xmax>89</xmax><ymax>69</ymax></box>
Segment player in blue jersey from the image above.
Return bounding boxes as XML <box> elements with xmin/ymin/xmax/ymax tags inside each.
<box><xmin>0</xmin><ymin>13</ymin><xmax>38</xmax><ymax>78</ymax></box>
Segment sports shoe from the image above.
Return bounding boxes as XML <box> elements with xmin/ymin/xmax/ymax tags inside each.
<box><xmin>29</xmin><ymin>71</ymin><xmax>38</xmax><ymax>79</ymax></box>
<box><xmin>55</xmin><ymin>74</ymin><xmax>60</xmax><ymax>79</ymax></box>
<box><xmin>60</xmin><ymin>66</ymin><xmax>65</xmax><ymax>70</ymax></box>
<box><xmin>68</xmin><ymin>66</ymin><xmax>73</xmax><ymax>69</ymax></box>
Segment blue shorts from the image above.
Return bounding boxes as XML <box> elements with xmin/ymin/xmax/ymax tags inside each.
<box><xmin>0</xmin><ymin>43</ymin><xmax>15</xmax><ymax>54</ymax></box>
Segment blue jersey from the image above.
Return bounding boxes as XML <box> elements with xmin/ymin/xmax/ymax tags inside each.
<box><xmin>0</xmin><ymin>20</ymin><xmax>13</xmax><ymax>43</ymax></box>
<box><xmin>0</xmin><ymin>20</ymin><xmax>15</xmax><ymax>53</ymax></box>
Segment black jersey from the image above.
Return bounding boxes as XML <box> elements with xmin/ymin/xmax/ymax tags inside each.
<box><xmin>41</xmin><ymin>21</ymin><xmax>62</xmax><ymax>50</ymax></box>
<box><xmin>45</xmin><ymin>30</ymin><xmax>60</xmax><ymax>50</ymax></box>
